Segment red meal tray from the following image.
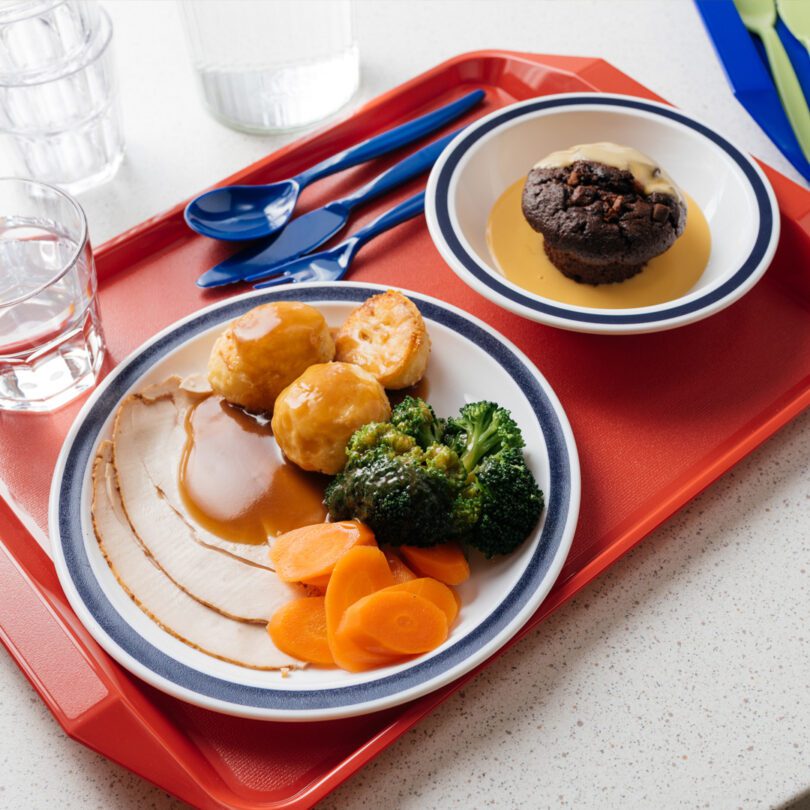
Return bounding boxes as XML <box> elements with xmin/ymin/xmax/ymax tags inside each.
<box><xmin>1</xmin><ymin>51</ymin><xmax>809</xmax><ymax>809</ymax></box>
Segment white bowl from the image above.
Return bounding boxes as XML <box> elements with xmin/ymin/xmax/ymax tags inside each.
<box><xmin>425</xmin><ymin>93</ymin><xmax>781</xmax><ymax>334</ymax></box>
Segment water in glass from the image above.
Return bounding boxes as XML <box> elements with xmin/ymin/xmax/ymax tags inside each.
<box><xmin>0</xmin><ymin>181</ymin><xmax>104</xmax><ymax>412</ymax></box>
<box><xmin>179</xmin><ymin>0</ymin><xmax>359</xmax><ymax>132</ymax></box>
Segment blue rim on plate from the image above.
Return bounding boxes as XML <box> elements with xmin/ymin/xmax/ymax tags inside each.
<box><xmin>50</xmin><ymin>283</ymin><xmax>579</xmax><ymax>720</ymax></box>
<box><xmin>427</xmin><ymin>94</ymin><xmax>780</xmax><ymax>331</ymax></box>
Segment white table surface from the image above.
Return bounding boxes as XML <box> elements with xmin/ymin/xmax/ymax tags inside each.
<box><xmin>2</xmin><ymin>1</ymin><xmax>809</xmax><ymax>808</ymax></box>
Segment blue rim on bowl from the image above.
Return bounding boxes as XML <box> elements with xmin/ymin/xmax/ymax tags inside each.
<box><xmin>49</xmin><ymin>282</ymin><xmax>580</xmax><ymax>720</ymax></box>
<box><xmin>425</xmin><ymin>93</ymin><xmax>781</xmax><ymax>335</ymax></box>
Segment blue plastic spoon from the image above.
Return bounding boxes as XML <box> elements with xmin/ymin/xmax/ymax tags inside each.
<box><xmin>196</xmin><ymin>129</ymin><xmax>460</xmax><ymax>288</ymax></box>
<box><xmin>252</xmin><ymin>192</ymin><xmax>425</xmax><ymax>288</ymax></box>
<box><xmin>185</xmin><ymin>90</ymin><xmax>484</xmax><ymax>241</ymax></box>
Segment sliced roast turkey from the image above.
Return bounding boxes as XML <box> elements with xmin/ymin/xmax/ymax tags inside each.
<box><xmin>92</xmin><ymin>442</ymin><xmax>301</xmax><ymax>669</ymax></box>
<box><xmin>131</xmin><ymin>376</ymin><xmax>273</xmax><ymax>568</ymax></box>
<box><xmin>112</xmin><ymin>390</ymin><xmax>300</xmax><ymax>623</ymax></box>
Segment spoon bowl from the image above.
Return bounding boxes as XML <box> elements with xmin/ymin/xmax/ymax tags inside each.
<box><xmin>184</xmin><ymin>182</ymin><xmax>300</xmax><ymax>241</ymax></box>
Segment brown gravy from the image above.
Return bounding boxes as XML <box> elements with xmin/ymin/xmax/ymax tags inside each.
<box><xmin>179</xmin><ymin>396</ymin><xmax>327</xmax><ymax>545</ymax></box>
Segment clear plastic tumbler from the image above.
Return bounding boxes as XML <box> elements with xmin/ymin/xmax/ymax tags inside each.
<box><xmin>178</xmin><ymin>0</ymin><xmax>359</xmax><ymax>133</ymax></box>
<box><xmin>0</xmin><ymin>178</ymin><xmax>105</xmax><ymax>411</ymax></box>
<box><xmin>0</xmin><ymin>1</ymin><xmax>124</xmax><ymax>194</ymax></box>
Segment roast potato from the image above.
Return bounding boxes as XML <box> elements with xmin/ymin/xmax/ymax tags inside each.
<box><xmin>334</xmin><ymin>290</ymin><xmax>430</xmax><ymax>389</ymax></box>
<box><xmin>208</xmin><ymin>302</ymin><xmax>334</xmax><ymax>413</ymax></box>
<box><xmin>271</xmin><ymin>362</ymin><xmax>391</xmax><ymax>474</ymax></box>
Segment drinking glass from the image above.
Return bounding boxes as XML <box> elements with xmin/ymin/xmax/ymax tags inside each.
<box><xmin>0</xmin><ymin>0</ymin><xmax>100</xmax><ymax>71</ymax></box>
<box><xmin>178</xmin><ymin>0</ymin><xmax>359</xmax><ymax>133</ymax></box>
<box><xmin>0</xmin><ymin>178</ymin><xmax>105</xmax><ymax>412</ymax></box>
<box><xmin>0</xmin><ymin>1</ymin><xmax>124</xmax><ymax>194</ymax></box>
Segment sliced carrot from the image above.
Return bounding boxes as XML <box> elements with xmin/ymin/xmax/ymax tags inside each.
<box><xmin>327</xmin><ymin>629</ymin><xmax>400</xmax><ymax>672</ymax></box>
<box><xmin>399</xmin><ymin>542</ymin><xmax>470</xmax><ymax>586</ymax></box>
<box><xmin>386</xmin><ymin>578</ymin><xmax>459</xmax><ymax>627</ymax></box>
<box><xmin>325</xmin><ymin>545</ymin><xmax>396</xmax><ymax>671</ymax></box>
<box><xmin>383</xmin><ymin>548</ymin><xmax>417</xmax><ymax>584</ymax></box>
<box><xmin>336</xmin><ymin>591</ymin><xmax>448</xmax><ymax>656</ymax></box>
<box><xmin>269</xmin><ymin>520</ymin><xmax>376</xmax><ymax>589</ymax></box>
<box><xmin>267</xmin><ymin>597</ymin><xmax>334</xmax><ymax>666</ymax></box>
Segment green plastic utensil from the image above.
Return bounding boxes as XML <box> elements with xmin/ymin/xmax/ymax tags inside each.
<box><xmin>735</xmin><ymin>0</ymin><xmax>810</xmax><ymax>161</ymax></box>
<box><xmin>778</xmin><ymin>0</ymin><xmax>810</xmax><ymax>50</ymax></box>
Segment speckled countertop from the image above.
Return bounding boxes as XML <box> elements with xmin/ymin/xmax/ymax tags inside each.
<box><xmin>1</xmin><ymin>1</ymin><xmax>808</xmax><ymax>808</ymax></box>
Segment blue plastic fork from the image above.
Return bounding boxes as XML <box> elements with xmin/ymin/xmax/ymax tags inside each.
<box><xmin>252</xmin><ymin>192</ymin><xmax>425</xmax><ymax>288</ymax></box>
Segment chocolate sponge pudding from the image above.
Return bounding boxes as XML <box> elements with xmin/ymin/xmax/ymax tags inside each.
<box><xmin>521</xmin><ymin>143</ymin><xmax>687</xmax><ymax>285</ymax></box>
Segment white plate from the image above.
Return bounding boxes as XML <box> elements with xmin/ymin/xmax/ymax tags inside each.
<box><xmin>49</xmin><ymin>282</ymin><xmax>579</xmax><ymax>721</ymax></box>
<box><xmin>425</xmin><ymin>93</ymin><xmax>781</xmax><ymax>334</ymax></box>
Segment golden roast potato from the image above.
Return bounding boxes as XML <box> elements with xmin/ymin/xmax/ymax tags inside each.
<box><xmin>271</xmin><ymin>362</ymin><xmax>391</xmax><ymax>474</ymax></box>
<box><xmin>334</xmin><ymin>290</ymin><xmax>430</xmax><ymax>389</ymax></box>
<box><xmin>207</xmin><ymin>302</ymin><xmax>335</xmax><ymax>413</ymax></box>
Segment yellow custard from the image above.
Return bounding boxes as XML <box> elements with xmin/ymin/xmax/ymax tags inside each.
<box><xmin>534</xmin><ymin>142</ymin><xmax>684</xmax><ymax>203</ymax></box>
<box><xmin>486</xmin><ymin>177</ymin><xmax>711</xmax><ymax>309</ymax></box>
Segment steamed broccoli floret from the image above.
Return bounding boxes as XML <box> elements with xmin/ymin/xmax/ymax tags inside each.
<box><xmin>327</xmin><ymin>398</ymin><xmax>543</xmax><ymax>553</ymax></box>
<box><xmin>444</xmin><ymin>401</ymin><xmax>543</xmax><ymax>555</ymax></box>
<box><xmin>330</xmin><ymin>415</ymin><xmax>466</xmax><ymax>545</ymax></box>
<box><xmin>444</xmin><ymin>402</ymin><xmax>525</xmax><ymax>472</ymax></box>
<box><xmin>448</xmin><ymin>478</ymin><xmax>482</xmax><ymax>536</ymax></box>
<box><xmin>463</xmin><ymin>448</ymin><xmax>544</xmax><ymax>558</ymax></box>
<box><xmin>325</xmin><ymin>453</ymin><xmax>455</xmax><ymax>547</ymax></box>
<box><xmin>345</xmin><ymin>422</ymin><xmax>416</xmax><ymax>468</ymax></box>
<box><xmin>390</xmin><ymin>396</ymin><xmax>444</xmax><ymax>449</ymax></box>
<box><xmin>424</xmin><ymin>442</ymin><xmax>467</xmax><ymax>490</ymax></box>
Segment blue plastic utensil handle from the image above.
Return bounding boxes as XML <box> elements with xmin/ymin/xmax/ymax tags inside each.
<box><xmin>292</xmin><ymin>90</ymin><xmax>485</xmax><ymax>188</ymax></box>
<box><xmin>695</xmin><ymin>0</ymin><xmax>810</xmax><ymax>181</ymax></box>
<box><xmin>337</xmin><ymin>129</ymin><xmax>460</xmax><ymax>211</ymax></box>
<box><xmin>348</xmin><ymin>191</ymin><xmax>426</xmax><ymax>248</ymax></box>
